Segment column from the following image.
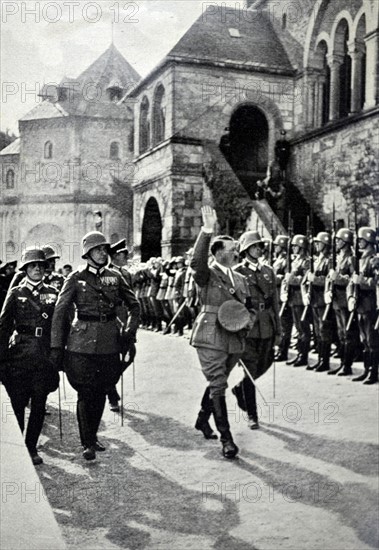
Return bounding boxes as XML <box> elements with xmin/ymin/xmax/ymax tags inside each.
<box><xmin>364</xmin><ymin>30</ymin><xmax>379</xmax><ymax>109</ymax></box>
<box><xmin>348</xmin><ymin>40</ymin><xmax>365</xmax><ymax>113</ymax></box>
<box><xmin>303</xmin><ymin>70</ymin><xmax>318</xmax><ymax>128</ymax></box>
<box><xmin>315</xmin><ymin>74</ymin><xmax>326</xmax><ymax>127</ymax></box>
<box><xmin>327</xmin><ymin>54</ymin><xmax>344</xmax><ymax>121</ymax></box>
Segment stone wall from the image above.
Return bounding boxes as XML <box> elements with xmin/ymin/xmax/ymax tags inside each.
<box><xmin>289</xmin><ymin>109</ymin><xmax>379</xmax><ymax>228</ymax></box>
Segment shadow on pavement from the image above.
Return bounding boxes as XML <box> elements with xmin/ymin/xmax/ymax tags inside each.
<box><xmin>37</xmin><ymin>406</ymin><xmax>258</xmax><ymax>550</ymax></box>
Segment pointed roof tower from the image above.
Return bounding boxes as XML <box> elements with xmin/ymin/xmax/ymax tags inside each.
<box><xmin>21</xmin><ymin>44</ymin><xmax>141</xmax><ymax>122</ymax></box>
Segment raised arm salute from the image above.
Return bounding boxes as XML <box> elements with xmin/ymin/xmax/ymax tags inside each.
<box><xmin>190</xmin><ymin>206</ymin><xmax>251</xmax><ymax>459</ymax></box>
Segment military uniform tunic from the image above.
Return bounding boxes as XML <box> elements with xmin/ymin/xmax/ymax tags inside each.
<box><xmin>50</xmin><ymin>264</ymin><xmax>140</xmax><ymax>449</ymax></box>
<box><xmin>0</xmin><ymin>278</ymin><xmax>58</xmax><ymax>453</ymax></box>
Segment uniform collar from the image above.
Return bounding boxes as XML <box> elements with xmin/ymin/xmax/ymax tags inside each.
<box><xmin>245</xmin><ymin>258</ymin><xmax>260</xmax><ymax>272</ymax></box>
<box><xmin>23</xmin><ymin>278</ymin><xmax>44</xmax><ymax>291</ymax></box>
<box><xmin>213</xmin><ymin>261</ymin><xmax>229</xmax><ymax>276</ymax></box>
<box><xmin>87</xmin><ymin>265</ymin><xmax>106</xmax><ymax>276</ymax></box>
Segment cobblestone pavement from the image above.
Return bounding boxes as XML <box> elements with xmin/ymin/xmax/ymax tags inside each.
<box><xmin>36</xmin><ymin>329</ymin><xmax>379</xmax><ymax>550</ymax></box>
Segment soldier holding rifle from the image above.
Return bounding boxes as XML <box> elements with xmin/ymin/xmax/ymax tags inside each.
<box><xmin>285</xmin><ymin>234</ymin><xmax>311</xmax><ymax>367</ymax></box>
<box><xmin>305</xmin><ymin>232</ymin><xmax>333</xmax><ymax>372</ymax></box>
<box><xmin>348</xmin><ymin>226</ymin><xmax>379</xmax><ymax>384</ymax></box>
<box><xmin>326</xmin><ymin>227</ymin><xmax>358</xmax><ymax>376</ymax></box>
<box><xmin>191</xmin><ymin>206</ymin><xmax>251</xmax><ymax>459</ymax></box>
<box><xmin>274</xmin><ymin>233</ymin><xmax>292</xmax><ymax>361</ymax></box>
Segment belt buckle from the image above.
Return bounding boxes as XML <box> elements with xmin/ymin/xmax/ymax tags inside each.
<box><xmin>35</xmin><ymin>327</ymin><xmax>43</xmax><ymax>337</ymax></box>
<box><xmin>99</xmin><ymin>313</ymin><xmax>107</xmax><ymax>323</ymax></box>
<box><xmin>259</xmin><ymin>303</ymin><xmax>265</xmax><ymax>312</ymax></box>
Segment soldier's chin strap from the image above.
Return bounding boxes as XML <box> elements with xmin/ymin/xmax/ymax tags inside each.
<box><xmin>87</xmin><ymin>251</ymin><xmax>108</xmax><ymax>269</ymax></box>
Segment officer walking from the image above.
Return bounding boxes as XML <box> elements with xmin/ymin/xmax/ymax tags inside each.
<box><xmin>0</xmin><ymin>248</ymin><xmax>59</xmax><ymax>465</ymax></box>
<box><xmin>50</xmin><ymin>231</ymin><xmax>140</xmax><ymax>460</ymax></box>
<box><xmin>191</xmin><ymin>206</ymin><xmax>251</xmax><ymax>459</ymax></box>
<box><xmin>107</xmin><ymin>239</ymin><xmax>134</xmax><ymax>412</ymax></box>
<box><xmin>232</xmin><ymin>231</ymin><xmax>281</xmax><ymax>429</ymax></box>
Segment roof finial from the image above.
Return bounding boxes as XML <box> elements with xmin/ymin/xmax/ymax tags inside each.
<box><xmin>111</xmin><ymin>21</ymin><xmax>114</xmax><ymax>45</ymax></box>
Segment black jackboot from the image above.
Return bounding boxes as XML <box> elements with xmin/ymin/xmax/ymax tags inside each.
<box><xmin>337</xmin><ymin>343</ymin><xmax>353</xmax><ymax>376</ymax></box>
<box><xmin>315</xmin><ymin>342</ymin><xmax>331</xmax><ymax>372</ymax></box>
<box><xmin>243</xmin><ymin>378</ymin><xmax>259</xmax><ymax>429</ymax></box>
<box><xmin>363</xmin><ymin>352</ymin><xmax>378</xmax><ymax>385</ymax></box>
<box><xmin>211</xmin><ymin>395</ymin><xmax>239</xmax><ymax>459</ymax></box>
<box><xmin>195</xmin><ymin>387</ymin><xmax>217</xmax><ymax>439</ymax></box>
<box><xmin>307</xmin><ymin>343</ymin><xmax>321</xmax><ymax>371</ymax></box>
<box><xmin>352</xmin><ymin>351</ymin><xmax>370</xmax><ymax>382</ymax></box>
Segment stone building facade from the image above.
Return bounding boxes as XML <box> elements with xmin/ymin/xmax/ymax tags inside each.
<box><xmin>0</xmin><ymin>44</ymin><xmax>138</xmax><ymax>266</ymax></box>
<box><xmin>128</xmin><ymin>0</ymin><xmax>378</xmax><ymax>258</ymax></box>
<box><xmin>1</xmin><ymin>0</ymin><xmax>378</xmax><ymax>264</ymax></box>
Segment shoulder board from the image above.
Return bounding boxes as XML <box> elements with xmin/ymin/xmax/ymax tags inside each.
<box><xmin>43</xmin><ymin>283</ymin><xmax>59</xmax><ymax>294</ymax></box>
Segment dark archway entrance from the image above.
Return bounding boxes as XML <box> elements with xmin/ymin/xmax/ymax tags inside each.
<box><xmin>141</xmin><ymin>198</ymin><xmax>162</xmax><ymax>261</ymax></box>
<box><xmin>221</xmin><ymin>105</ymin><xmax>269</xmax><ymax>196</ymax></box>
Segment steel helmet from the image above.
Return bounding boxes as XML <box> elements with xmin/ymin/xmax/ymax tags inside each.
<box><xmin>291</xmin><ymin>234</ymin><xmax>308</xmax><ymax>249</ymax></box>
<box><xmin>81</xmin><ymin>231</ymin><xmax>110</xmax><ymax>258</ymax></box>
<box><xmin>20</xmin><ymin>248</ymin><xmax>46</xmax><ymax>270</ymax></box>
<box><xmin>336</xmin><ymin>228</ymin><xmax>353</xmax><ymax>245</ymax></box>
<box><xmin>42</xmin><ymin>245</ymin><xmax>60</xmax><ymax>260</ymax></box>
<box><xmin>239</xmin><ymin>231</ymin><xmax>263</xmax><ymax>253</ymax></box>
<box><xmin>314</xmin><ymin>232</ymin><xmax>331</xmax><ymax>246</ymax></box>
<box><xmin>358</xmin><ymin>227</ymin><xmax>376</xmax><ymax>244</ymax></box>
<box><xmin>274</xmin><ymin>235</ymin><xmax>289</xmax><ymax>247</ymax></box>
<box><xmin>176</xmin><ymin>256</ymin><xmax>185</xmax><ymax>264</ymax></box>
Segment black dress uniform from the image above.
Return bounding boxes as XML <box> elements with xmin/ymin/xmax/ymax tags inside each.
<box><xmin>50</xmin><ymin>264</ymin><xmax>140</xmax><ymax>457</ymax></box>
<box><xmin>0</xmin><ymin>277</ymin><xmax>59</xmax><ymax>461</ymax></box>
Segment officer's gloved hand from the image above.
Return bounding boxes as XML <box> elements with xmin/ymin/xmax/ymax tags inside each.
<box><xmin>120</xmin><ymin>328</ymin><xmax>136</xmax><ymax>353</ymax></box>
<box><xmin>50</xmin><ymin>348</ymin><xmax>64</xmax><ymax>371</ymax></box>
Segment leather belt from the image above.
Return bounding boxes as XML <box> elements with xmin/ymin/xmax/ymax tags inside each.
<box><xmin>78</xmin><ymin>313</ymin><xmax>116</xmax><ymax>323</ymax></box>
<box><xmin>17</xmin><ymin>326</ymin><xmax>44</xmax><ymax>337</ymax></box>
<box><xmin>251</xmin><ymin>298</ymin><xmax>273</xmax><ymax>311</ymax></box>
<box><xmin>200</xmin><ymin>305</ymin><xmax>219</xmax><ymax>314</ymax></box>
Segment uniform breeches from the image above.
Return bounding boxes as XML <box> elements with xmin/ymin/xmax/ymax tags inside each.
<box><xmin>65</xmin><ymin>352</ymin><xmax>121</xmax><ymax>447</ymax></box>
<box><xmin>291</xmin><ymin>305</ymin><xmax>311</xmax><ymax>355</ymax></box>
<box><xmin>312</xmin><ymin>307</ymin><xmax>333</xmax><ymax>344</ymax></box>
<box><xmin>4</xmin><ymin>366</ymin><xmax>48</xmax><ymax>451</ymax></box>
<box><xmin>334</xmin><ymin>307</ymin><xmax>359</xmax><ymax>347</ymax></box>
<box><xmin>196</xmin><ymin>348</ymin><xmax>241</xmax><ymax>398</ymax></box>
<box><xmin>357</xmin><ymin>312</ymin><xmax>379</xmax><ymax>354</ymax></box>
<box><xmin>241</xmin><ymin>336</ymin><xmax>275</xmax><ymax>380</ymax></box>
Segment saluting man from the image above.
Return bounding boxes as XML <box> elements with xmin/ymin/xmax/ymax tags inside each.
<box><xmin>190</xmin><ymin>206</ymin><xmax>251</xmax><ymax>459</ymax></box>
<box><xmin>50</xmin><ymin>231</ymin><xmax>140</xmax><ymax>460</ymax></box>
<box><xmin>0</xmin><ymin>248</ymin><xmax>59</xmax><ymax>465</ymax></box>
<box><xmin>232</xmin><ymin>231</ymin><xmax>281</xmax><ymax>429</ymax></box>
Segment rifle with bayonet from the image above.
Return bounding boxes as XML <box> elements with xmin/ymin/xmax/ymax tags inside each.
<box><xmin>279</xmin><ymin>211</ymin><xmax>293</xmax><ymax>317</ymax></box>
<box><xmin>301</xmin><ymin>210</ymin><xmax>314</xmax><ymax>321</ymax></box>
<box><xmin>323</xmin><ymin>203</ymin><xmax>337</xmax><ymax>321</ymax></box>
<box><xmin>346</xmin><ymin>204</ymin><xmax>359</xmax><ymax>331</ymax></box>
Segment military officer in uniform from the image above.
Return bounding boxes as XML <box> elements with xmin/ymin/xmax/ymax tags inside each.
<box><xmin>285</xmin><ymin>235</ymin><xmax>311</xmax><ymax>367</ymax></box>
<box><xmin>232</xmin><ymin>231</ymin><xmax>281</xmax><ymax>429</ymax></box>
<box><xmin>41</xmin><ymin>245</ymin><xmax>65</xmax><ymax>292</ymax></box>
<box><xmin>107</xmin><ymin>238</ymin><xmax>133</xmax><ymax>412</ymax></box>
<box><xmin>350</xmin><ymin>227</ymin><xmax>379</xmax><ymax>384</ymax></box>
<box><xmin>0</xmin><ymin>248</ymin><xmax>59</xmax><ymax>465</ymax></box>
<box><xmin>50</xmin><ymin>231</ymin><xmax>140</xmax><ymax>460</ymax></box>
<box><xmin>191</xmin><ymin>206</ymin><xmax>251</xmax><ymax>459</ymax></box>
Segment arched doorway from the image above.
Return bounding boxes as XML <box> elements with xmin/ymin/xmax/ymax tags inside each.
<box><xmin>221</xmin><ymin>105</ymin><xmax>269</xmax><ymax>196</ymax></box>
<box><xmin>141</xmin><ymin>198</ymin><xmax>162</xmax><ymax>261</ymax></box>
